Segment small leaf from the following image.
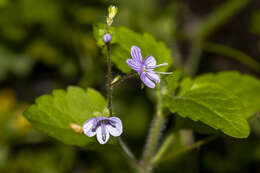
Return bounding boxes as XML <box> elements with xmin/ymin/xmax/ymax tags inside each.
<box><xmin>23</xmin><ymin>86</ymin><xmax>107</xmax><ymax>147</ymax></box>
<box><xmin>93</xmin><ymin>23</ymin><xmax>173</xmax><ymax>73</ymax></box>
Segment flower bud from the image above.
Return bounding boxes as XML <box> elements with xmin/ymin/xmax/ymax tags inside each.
<box><xmin>108</xmin><ymin>5</ymin><xmax>118</xmax><ymax>19</ymax></box>
<box><xmin>70</xmin><ymin>123</ymin><xmax>83</xmax><ymax>134</ymax></box>
<box><xmin>106</xmin><ymin>17</ymin><xmax>113</xmax><ymax>27</ymax></box>
<box><xmin>103</xmin><ymin>33</ymin><xmax>111</xmax><ymax>43</ymax></box>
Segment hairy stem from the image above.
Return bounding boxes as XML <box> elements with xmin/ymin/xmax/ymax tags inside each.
<box><xmin>183</xmin><ymin>39</ymin><xmax>203</xmax><ymax>76</ymax></box>
<box><xmin>106</xmin><ymin>43</ymin><xmax>113</xmax><ymax>116</ymax></box>
<box><xmin>157</xmin><ymin>135</ymin><xmax>217</xmax><ymax>164</ymax></box>
<box><xmin>141</xmin><ymin>85</ymin><xmax>165</xmax><ymax>173</ymax></box>
<box><xmin>117</xmin><ymin>137</ymin><xmax>142</xmax><ymax>172</ymax></box>
<box><xmin>151</xmin><ymin>134</ymin><xmax>176</xmax><ymax>165</ymax></box>
<box><xmin>105</xmin><ymin>38</ymin><xmax>137</xmax><ymax>171</ymax></box>
<box><xmin>112</xmin><ymin>73</ymin><xmax>136</xmax><ymax>88</ymax></box>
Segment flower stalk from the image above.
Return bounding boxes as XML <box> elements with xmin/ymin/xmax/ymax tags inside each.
<box><xmin>105</xmin><ymin>42</ymin><xmax>113</xmax><ymax>116</ymax></box>
<box><xmin>111</xmin><ymin>73</ymin><xmax>136</xmax><ymax>88</ymax></box>
<box><xmin>141</xmin><ymin>85</ymin><xmax>165</xmax><ymax>173</ymax></box>
<box><xmin>151</xmin><ymin>133</ymin><xmax>175</xmax><ymax>165</ymax></box>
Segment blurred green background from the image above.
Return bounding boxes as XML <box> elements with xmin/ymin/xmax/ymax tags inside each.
<box><xmin>0</xmin><ymin>0</ymin><xmax>260</xmax><ymax>172</ymax></box>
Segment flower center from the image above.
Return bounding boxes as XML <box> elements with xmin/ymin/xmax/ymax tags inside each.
<box><xmin>91</xmin><ymin>119</ymin><xmax>116</xmax><ymax>134</ymax></box>
<box><xmin>102</xmin><ymin>132</ymin><xmax>106</xmax><ymax>141</ymax></box>
<box><xmin>142</xmin><ymin>65</ymin><xmax>146</xmax><ymax>73</ymax></box>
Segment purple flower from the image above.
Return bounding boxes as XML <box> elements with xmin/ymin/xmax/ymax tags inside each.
<box><xmin>83</xmin><ymin>116</ymin><xmax>123</xmax><ymax>144</ymax></box>
<box><xmin>126</xmin><ymin>45</ymin><xmax>171</xmax><ymax>88</ymax></box>
<box><xmin>103</xmin><ymin>33</ymin><xmax>111</xmax><ymax>43</ymax></box>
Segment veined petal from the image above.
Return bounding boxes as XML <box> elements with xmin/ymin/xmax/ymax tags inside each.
<box><xmin>107</xmin><ymin>117</ymin><xmax>123</xmax><ymax>137</ymax></box>
<box><xmin>141</xmin><ymin>73</ymin><xmax>156</xmax><ymax>88</ymax></box>
<box><xmin>131</xmin><ymin>46</ymin><xmax>143</xmax><ymax>63</ymax></box>
<box><xmin>144</xmin><ymin>55</ymin><xmax>156</xmax><ymax>68</ymax></box>
<box><xmin>96</xmin><ymin>124</ymin><xmax>110</xmax><ymax>144</ymax></box>
<box><xmin>146</xmin><ymin>72</ymin><xmax>160</xmax><ymax>83</ymax></box>
<box><xmin>82</xmin><ymin>118</ymin><xmax>97</xmax><ymax>137</ymax></box>
<box><xmin>126</xmin><ymin>59</ymin><xmax>141</xmax><ymax>72</ymax></box>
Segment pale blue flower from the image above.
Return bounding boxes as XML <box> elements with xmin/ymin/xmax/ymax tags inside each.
<box><xmin>83</xmin><ymin>116</ymin><xmax>123</xmax><ymax>144</ymax></box>
<box><xmin>126</xmin><ymin>45</ymin><xmax>171</xmax><ymax>88</ymax></box>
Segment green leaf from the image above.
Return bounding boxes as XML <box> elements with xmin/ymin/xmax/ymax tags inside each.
<box><xmin>166</xmin><ymin>69</ymin><xmax>183</xmax><ymax>94</ymax></box>
<box><xmin>23</xmin><ymin>86</ymin><xmax>107</xmax><ymax>147</ymax></box>
<box><xmin>192</xmin><ymin>71</ymin><xmax>260</xmax><ymax>119</ymax></box>
<box><xmin>166</xmin><ymin>85</ymin><xmax>250</xmax><ymax>138</ymax></box>
<box><xmin>166</xmin><ymin>71</ymin><xmax>260</xmax><ymax>138</ymax></box>
<box><xmin>174</xmin><ymin>116</ymin><xmax>217</xmax><ymax>135</ymax></box>
<box><xmin>93</xmin><ymin>23</ymin><xmax>173</xmax><ymax>73</ymax></box>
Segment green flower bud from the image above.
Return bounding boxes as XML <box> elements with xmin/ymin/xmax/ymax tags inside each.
<box><xmin>106</xmin><ymin>17</ymin><xmax>113</xmax><ymax>26</ymax></box>
<box><xmin>108</xmin><ymin>5</ymin><xmax>118</xmax><ymax>19</ymax></box>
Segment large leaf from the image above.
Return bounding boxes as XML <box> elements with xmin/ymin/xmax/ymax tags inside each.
<box><xmin>93</xmin><ymin>23</ymin><xmax>173</xmax><ymax>73</ymax></box>
<box><xmin>165</xmin><ymin>71</ymin><xmax>260</xmax><ymax>138</ymax></box>
<box><xmin>191</xmin><ymin>71</ymin><xmax>260</xmax><ymax>119</ymax></box>
<box><xmin>24</xmin><ymin>86</ymin><xmax>108</xmax><ymax>147</ymax></box>
<box><xmin>166</xmin><ymin>69</ymin><xmax>183</xmax><ymax>94</ymax></box>
<box><xmin>166</xmin><ymin>85</ymin><xmax>250</xmax><ymax>138</ymax></box>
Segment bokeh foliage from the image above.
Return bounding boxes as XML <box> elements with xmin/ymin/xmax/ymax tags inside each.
<box><xmin>0</xmin><ymin>0</ymin><xmax>260</xmax><ymax>173</ymax></box>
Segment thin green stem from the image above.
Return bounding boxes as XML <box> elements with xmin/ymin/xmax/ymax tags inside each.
<box><xmin>117</xmin><ymin>137</ymin><xmax>142</xmax><ymax>172</ymax></box>
<box><xmin>106</xmin><ymin>42</ymin><xmax>113</xmax><ymax>117</ymax></box>
<box><xmin>151</xmin><ymin>134</ymin><xmax>176</xmax><ymax>165</ymax></box>
<box><xmin>183</xmin><ymin>39</ymin><xmax>203</xmax><ymax>76</ymax></box>
<box><xmin>204</xmin><ymin>42</ymin><xmax>260</xmax><ymax>73</ymax></box>
<box><xmin>118</xmin><ymin>137</ymin><xmax>137</xmax><ymax>162</ymax></box>
<box><xmin>111</xmin><ymin>73</ymin><xmax>136</xmax><ymax>88</ymax></box>
<box><xmin>141</xmin><ymin>85</ymin><xmax>165</xmax><ymax>173</ymax></box>
<box><xmin>156</xmin><ymin>135</ymin><xmax>217</xmax><ymax>164</ymax></box>
<box><xmin>104</xmin><ymin>29</ymin><xmax>138</xmax><ymax>171</ymax></box>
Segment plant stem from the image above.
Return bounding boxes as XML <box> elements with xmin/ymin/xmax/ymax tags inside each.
<box><xmin>117</xmin><ymin>137</ymin><xmax>143</xmax><ymax>172</ymax></box>
<box><xmin>203</xmin><ymin>41</ymin><xmax>260</xmax><ymax>73</ymax></box>
<box><xmin>141</xmin><ymin>85</ymin><xmax>165</xmax><ymax>173</ymax></box>
<box><xmin>151</xmin><ymin>134</ymin><xmax>175</xmax><ymax>165</ymax></box>
<box><xmin>155</xmin><ymin>135</ymin><xmax>217</xmax><ymax>164</ymax></box>
<box><xmin>112</xmin><ymin>73</ymin><xmax>136</xmax><ymax>88</ymax></box>
<box><xmin>183</xmin><ymin>39</ymin><xmax>203</xmax><ymax>76</ymax></box>
<box><xmin>106</xmin><ymin>42</ymin><xmax>113</xmax><ymax>116</ymax></box>
<box><xmin>118</xmin><ymin>137</ymin><xmax>137</xmax><ymax>162</ymax></box>
<box><xmin>105</xmin><ymin>39</ymin><xmax>137</xmax><ymax>170</ymax></box>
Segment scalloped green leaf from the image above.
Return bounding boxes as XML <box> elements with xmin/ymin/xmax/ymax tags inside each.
<box><xmin>191</xmin><ymin>71</ymin><xmax>260</xmax><ymax>119</ymax></box>
<box><xmin>166</xmin><ymin>69</ymin><xmax>183</xmax><ymax>94</ymax></box>
<box><xmin>166</xmin><ymin>85</ymin><xmax>250</xmax><ymax>138</ymax></box>
<box><xmin>23</xmin><ymin>86</ymin><xmax>107</xmax><ymax>147</ymax></box>
<box><xmin>165</xmin><ymin>71</ymin><xmax>260</xmax><ymax>138</ymax></box>
<box><xmin>93</xmin><ymin>23</ymin><xmax>173</xmax><ymax>73</ymax></box>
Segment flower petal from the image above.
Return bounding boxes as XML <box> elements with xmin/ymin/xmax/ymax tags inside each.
<box><xmin>141</xmin><ymin>73</ymin><xmax>156</xmax><ymax>88</ymax></box>
<box><xmin>96</xmin><ymin>125</ymin><xmax>110</xmax><ymax>144</ymax></box>
<box><xmin>107</xmin><ymin>117</ymin><xmax>123</xmax><ymax>137</ymax></box>
<box><xmin>126</xmin><ymin>59</ymin><xmax>141</xmax><ymax>72</ymax></box>
<box><xmin>146</xmin><ymin>72</ymin><xmax>160</xmax><ymax>83</ymax></box>
<box><xmin>131</xmin><ymin>46</ymin><xmax>143</xmax><ymax>63</ymax></box>
<box><xmin>82</xmin><ymin>118</ymin><xmax>97</xmax><ymax>137</ymax></box>
<box><xmin>144</xmin><ymin>55</ymin><xmax>156</xmax><ymax>68</ymax></box>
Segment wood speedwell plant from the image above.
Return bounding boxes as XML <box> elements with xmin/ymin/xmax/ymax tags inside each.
<box><xmin>23</xmin><ymin>4</ymin><xmax>260</xmax><ymax>173</ymax></box>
